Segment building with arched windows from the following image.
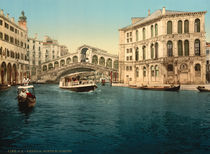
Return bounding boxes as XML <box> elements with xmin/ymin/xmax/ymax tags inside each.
<box><xmin>0</xmin><ymin>9</ymin><xmax>29</xmax><ymax>85</ymax></box>
<box><xmin>119</xmin><ymin>7</ymin><xmax>206</xmax><ymax>85</ymax></box>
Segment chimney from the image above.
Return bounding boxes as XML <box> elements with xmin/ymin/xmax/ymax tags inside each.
<box><xmin>0</xmin><ymin>9</ymin><xmax>3</xmax><ymax>15</ymax></box>
<box><xmin>162</xmin><ymin>7</ymin><xmax>166</xmax><ymax>15</ymax></box>
<box><xmin>148</xmin><ymin>9</ymin><xmax>150</xmax><ymax>16</ymax></box>
<box><xmin>11</xmin><ymin>17</ymin><xmax>14</xmax><ymax>22</ymax></box>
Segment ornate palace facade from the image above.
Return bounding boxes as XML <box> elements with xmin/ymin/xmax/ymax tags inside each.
<box><xmin>0</xmin><ymin>9</ymin><xmax>29</xmax><ymax>85</ymax></box>
<box><xmin>119</xmin><ymin>7</ymin><xmax>206</xmax><ymax>85</ymax></box>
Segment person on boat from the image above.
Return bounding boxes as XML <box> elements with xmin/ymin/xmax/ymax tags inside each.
<box><xmin>23</xmin><ymin>77</ymin><xmax>28</xmax><ymax>85</ymax></box>
<box><xmin>19</xmin><ymin>89</ymin><xmax>27</xmax><ymax>98</ymax></box>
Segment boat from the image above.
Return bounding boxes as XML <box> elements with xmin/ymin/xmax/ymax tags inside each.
<box><xmin>197</xmin><ymin>86</ymin><xmax>210</xmax><ymax>92</ymax></box>
<box><xmin>17</xmin><ymin>85</ymin><xmax>36</xmax><ymax>108</ymax></box>
<box><xmin>137</xmin><ymin>85</ymin><xmax>180</xmax><ymax>91</ymax></box>
<box><xmin>0</xmin><ymin>84</ymin><xmax>11</xmax><ymax>91</ymax></box>
<box><xmin>59</xmin><ymin>72</ymin><xmax>97</xmax><ymax>92</ymax></box>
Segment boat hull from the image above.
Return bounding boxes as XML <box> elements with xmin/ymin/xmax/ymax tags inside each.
<box><xmin>137</xmin><ymin>85</ymin><xmax>180</xmax><ymax>91</ymax></box>
<box><xmin>18</xmin><ymin>96</ymin><xmax>36</xmax><ymax>108</ymax></box>
<box><xmin>197</xmin><ymin>86</ymin><xmax>210</xmax><ymax>92</ymax></box>
<box><xmin>60</xmin><ymin>85</ymin><xmax>97</xmax><ymax>92</ymax></box>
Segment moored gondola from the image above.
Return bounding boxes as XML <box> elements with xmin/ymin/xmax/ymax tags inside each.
<box><xmin>197</xmin><ymin>86</ymin><xmax>210</xmax><ymax>92</ymax></box>
<box><xmin>137</xmin><ymin>85</ymin><xmax>180</xmax><ymax>91</ymax></box>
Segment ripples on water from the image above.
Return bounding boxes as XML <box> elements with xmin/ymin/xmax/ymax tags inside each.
<box><xmin>0</xmin><ymin>84</ymin><xmax>210</xmax><ymax>153</ymax></box>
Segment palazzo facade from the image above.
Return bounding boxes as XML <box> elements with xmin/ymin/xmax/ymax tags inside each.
<box><xmin>0</xmin><ymin>10</ymin><xmax>29</xmax><ymax>85</ymax></box>
<box><xmin>119</xmin><ymin>7</ymin><xmax>206</xmax><ymax>85</ymax></box>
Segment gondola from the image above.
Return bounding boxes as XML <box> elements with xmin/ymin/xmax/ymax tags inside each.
<box><xmin>17</xmin><ymin>85</ymin><xmax>36</xmax><ymax>108</ymax></box>
<box><xmin>137</xmin><ymin>85</ymin><xmax>180</xmax><ymax>91</ymax></box>
<box><xmin>197</xmin><ymin>86</ymin><xmax>210</xmax><ymax>92</ymax></box>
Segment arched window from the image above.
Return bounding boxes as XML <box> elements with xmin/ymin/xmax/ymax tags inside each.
<box><xmin>66</xmin><ymin>58</ymin><xmax>71</xmax><ymax>64</ymax></box>
<box><xmin>167</xmin><ymin>64</ymin><xmax>173</xmax><ymax>72</ymax></box>
<box><xmin>184</xmin><ymin>20</ymin><xmax>189</xmax><ymax>33</ymax></box>
<box><xmin>155</xmin><ymin>43</ymin><xmax>158</xmax><ymax>59</ymax></box>
<box><xmin>167</xmin><ymin>41</ymin><xmax>173</xmax><ymax>57</ymax></box>
<box><xmin>48</xmin><ymin>63</ymin><xmax>53</xmax><ymax>70</ymax></box>
<box><xmin>106</xmin><ymin>58</ymin><xmax>112</xmax><ymax>68</ymax></box>
<box><xmin>143</xmin><ymin>66</ymin><xmax>146</xmax><ymax>77</ymax></box>
<box><xmin>136</xmin><ymin>67</ymin><xmax>139</xmax><ymax>77</ymax></box>
<box><xmin>151</xmin><ymin>66</ymin><xmax>154</xmax><ymax>77</ymax></box>
<box><xmin>135</xmin><ymin>47</ymin><xmax>139</xmax><ymax>61</ymax></box>
<box><xmin>142</xmin><ymin>46</ymin><xmax>146</xmax><ymax>60</ymax></box>
<box><xmin>155</xmin><ymin>24</ymin><xmax>158</xmax><ymax>36</ymax></box>
<box><xmin>194</xmin><ymin>39</ymin><xmax>200</xmax><ymax>56</ymax></box>
<box><xmin>73</xmin><ymin>56</ymin><xmax>78</xmax><ymax>63</ymax></box>
<box><xmin>92</xmin><ymin>55</ymin><xmax>98</xmax><ymax>64</ymax></box>
<box><xmin>43</xmin><ymin>65</ymin><xmax>47</xmax><ymax>71</ymax></box>
<box><xmin>184</xmin><ymin>40</ymin><xmax>189</xmax><ymax>56</ymax></box>
<box><xmin>167</xmin><ymin>21</ymin><xmax>172</xmax><ymax>34</ymax></box>
<box><xmin>143</xmin><ymin>28</ymin><xmax>146</xmax><ymax>40</ymax></box>
<box><xmin>99</xmin><ymin>57</ymin><xmax>105</xmax><ymax>66</ymax></box>
<box><xmin>155</xmin><ymin>65</ymin><xmax>159</xmax><ymax>76</ymax></box>
<box><xmin>114</xmin><ymin>60</ymin><xmax>118</xmax><ymax>70</ymax></box>
<box><xmin>178</xmin><ymin>20</ymin><xmax>182</xmax><ymax>34</ymax></box>
<box><xmin>151</xmin><ymin>44</ymin><xmax>154</xmax><ymax>59</ymax></box>
<box><xmin>54</xmin><ymin>61</ymin><xmax>59</xmax><ymax>68</ymax></box>
<box><xmin>195</xmin><ymin>19</ymin><xmax>200</xmax><ymax>32</ymax></box>
<box><xmin>60</xmin><ymin>59</ymin><xmax>65</xmax><ymax>67</ymax></box>
<box><xmin>195</xmin><ymin>64</ymin><xmax>201</xmax><ymax>71</ymax></box>
<box><xmin>136</xmin><ymin>30</ymin><xmax>139</xmax><ymax>41</ymax></box>
<box><xmin>151</xmin><ymin>25</ymin><xmax>153</xmax><ymax>37</ymax></box>
<box><xmin>178</xmin><ymin>40</ymin><xmax>183</xmax><ymax>56</ymax></box>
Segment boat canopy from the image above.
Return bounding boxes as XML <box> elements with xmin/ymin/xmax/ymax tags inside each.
<box><xmin>61</xmin><ymin>71</ymin><xmax>95</xmax><ymax>79</ymax></box>
<box><xmin>18</xmin><ymin>85</ymin><xmax>34</xmax><ymax>89</ymax></box>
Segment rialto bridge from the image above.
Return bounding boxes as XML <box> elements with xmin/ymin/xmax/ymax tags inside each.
<box><xmin>38</xmin><ymin>45</ymin><xmax>119</xmax><ymax>83</ymax></box>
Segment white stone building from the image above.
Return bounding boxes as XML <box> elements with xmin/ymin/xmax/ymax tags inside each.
<box><xmin>119</xmin><ymin>7</ymin><xmax>206</xmax><ymax>85</ymax></box>
<box><xmin>0</xmin><ymin>9</ymin><xmax>29</xmax><ymax>85</ymax></box>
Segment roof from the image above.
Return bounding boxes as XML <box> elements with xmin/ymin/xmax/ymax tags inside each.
<box><xmin>120</xmin><ymin>9</ymin><xmax>206</xmax><ymax>30</ymax></box>
<box><xmin>61</xmin><ymin>71</ymin><xmax>95</xmax><ymax>79</ymax></box>
<box><xmin>18</xmin><ymin>85</ymin><xmax>34</xmax><ymax>89</ymax></box>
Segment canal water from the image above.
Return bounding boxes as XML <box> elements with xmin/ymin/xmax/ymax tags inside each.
<box><xmin>0</xmin><ymin>84</ymin><xmax>210</xmax><ymax>153</ymax></box>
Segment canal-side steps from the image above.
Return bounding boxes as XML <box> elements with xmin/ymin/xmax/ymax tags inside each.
<box><xmin>112</xmin><ymin>83</ymin><xmax>210</xmax><ymax>91</ymax></box>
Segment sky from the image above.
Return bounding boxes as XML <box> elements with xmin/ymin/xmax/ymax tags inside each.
<box><xmin>0</xmin><ymin>0</ymin><xmax>210</xmax><ymax>54</ymax></box>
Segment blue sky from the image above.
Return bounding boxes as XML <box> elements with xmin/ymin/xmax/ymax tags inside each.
<box><xmin>0</xmin><ymin>0</ymin><xmax>210</xmax><ymax>54</ymax></box>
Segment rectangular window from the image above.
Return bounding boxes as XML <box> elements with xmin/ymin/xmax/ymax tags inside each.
<box><xmin>0</xmin><ymin>19</ymin><xmax>2</xmax><ymax>25</ymax></box>
<box><xmin>15</xmin><ymin>29</ymin><xmax>17</xmax><ymax>33</ymax></box>
<box><xmin>130</xmin><ymin>56</ymin><xmax>132</xmax><ymax>60</ymax></box>
<box><xmin>126</xmin><ymin>56</ymin><xmax>129</xmax><ymax>61</ymax></box>
<box><xmin>126</xmin><ymin>66</ymin><xmax>129</xmax><ymax>71</ymax></box>
<box><xmin>0</xmin><ymin>32</ymin><xmax>3</xmax><ymax>39</ymax></box>
<box><xmin>127</xmin><ymin>39</ymin><xmax>129</xmax><ymax>43</ymax></box>
<box><xmin>127</xmin><ymin>33</ymin><xmax>129</xmax><ymax>37</ymax></box>
<box><xmin>4</xmin><ymin>34</ymin><xmax>9</xmax><ymax>41</ymax></box>
<box><xmin>10</xmin><ymin>26</ymin><xmax>14</xmax><ymax>32</ymax></box>
<box><xmin>10</xmin><ymin>36</ymin><xmax>14</xmax><ymax>43</ymax></box>
<box><xmin>206</xmin><ymin>50</ymin><xmax>209</xmax><ymax>54</ymax></box>
<box><xmin>5</xmin><ymin>22</ymin><xmax>9</xmax><ymax>29</ymax></box>
<box><xmin>130</xmin><ymin>66</ymin><xmax>132</xmax><ymax>70</ymax></box>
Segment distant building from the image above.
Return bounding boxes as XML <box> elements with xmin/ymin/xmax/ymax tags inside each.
<box><xmin>119</xmin><ymin>7</ymin><xmax>206</xmax><ymax>85</ymax></box>
<box><xmin>0</xmin><ymin>9</ymin><xmax>29</xmax><ymax>85</ymax></box>
<box><xmin>206</xmin><ymin>42</ymin><xmax>210</xmax><ymax>82</ymax></box>
<box><xmin>27</xmin><ymin>35</ymin><xmax>69</xmax><ymax>81</ymax></box>
<box><xmin>27</xmin><ymin>34</ymin><xmax>43</xmax><ymax>80</ymax></box>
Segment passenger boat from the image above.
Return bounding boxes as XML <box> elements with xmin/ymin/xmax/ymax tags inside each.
<box><xmin>0</xmin><ymin>84</ymin><xmax>11</xmax><ymax>91</ymax></box>
<box><xmin>197</xmin><ymin>86</ymin><xmax>210</xmax><ymax>92</ymax></box>
<box><xmin>137</xmin><ymin>85</ymin><xmax>180</xmax><ymax>91</ymax></box>
<box><xmin>59</xmin><ymin>72</ymin><xmax>97</xmax><ymax>92</ymax></box>
<box><xmin>17</xmin><ymin>85</ymin><xmax>36</xmax><ymax>108</ymax></box>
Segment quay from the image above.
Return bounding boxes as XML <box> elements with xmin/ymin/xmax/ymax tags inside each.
<box><xmin>112</xmin><ymin>83</ymin><xmax>210</xmax><ymax>91</ymax></box>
